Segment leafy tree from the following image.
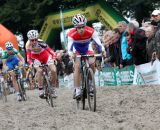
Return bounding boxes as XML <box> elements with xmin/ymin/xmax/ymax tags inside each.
<box><xmin>0</xmin><ymin>0</ymin><xmax>159</xmax><ymax>41</ymax></box>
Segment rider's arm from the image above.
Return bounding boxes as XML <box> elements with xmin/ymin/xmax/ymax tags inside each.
<box><xmin>92</xmin><ymin>31</ymin><xmax>105</xmax><ymax>53</ymax></box>
<box><xmin>38</xmin><ymin>41</ymin><xmax>57</xmax><ymax>61</ymax></box>
<box><xmin>25</xmin><ymin>40</ymin><xmax>32</xmax><ymax>65</ymax></box>
<box><xmin>67</xmin><ymin>36</ymin><xmax>75</xmax><ymax>56</ymax></box>
<box><xmin>17</xmin><ymin>53</ymin><xmax>25</xmax><ymax>64</ymax></box>
<box><xmin>46</xmin><ymin>47</ymin><xmax>56</xmax><ymax>61</ymax></box>
<box><xmin>13</xmin><ymin>48</ymin><xmax>25</xmax><ymax>64</ymax></box>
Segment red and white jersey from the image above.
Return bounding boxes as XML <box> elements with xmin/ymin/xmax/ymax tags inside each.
<box><xmin>67</xmin><ymin>26</ymin><xmax>103</xmax><ymax>55</ymax></box>
<box><xmin>26</xmin><ymin>39</ymin><xmax>46</xmax><ymax>54</ymax></box>
<box><xmin>26</xmin><ymin>39</ymin><xmax>56</xmax><ymax>64</ymax></box>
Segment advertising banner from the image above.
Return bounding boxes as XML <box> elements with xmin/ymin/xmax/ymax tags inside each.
<box><xmin>133</xmin><ymin>60</ymin><xmax>160</xmax><ymax>85</ymax></box>
<box><xmin>98</xmin><ymin>65</ymin><xmax>134</xmax><ymax>86</ymax></box>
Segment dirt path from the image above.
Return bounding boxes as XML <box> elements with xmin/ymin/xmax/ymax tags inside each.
<box><xmin>0</xmin><ymin>85</ymin><xmax>160</xmax><ymax>130</ymax></box>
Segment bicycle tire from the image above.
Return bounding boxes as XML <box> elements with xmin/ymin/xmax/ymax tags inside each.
<box><xmin>0</xmin><ymin>82</ymin><xmax>7</xmax><ymax>102</ymax></box>
<box><xmin>26</xmin><ymin>69</ymin><xmax>36</xmax><ymax>90</ymax></box>
<box><xmin>17</xmin><ymin>79</ymin><xmax>26</xmax><ymax>101</ymax></box>
<box><xmin>44</xmin><ymin>75</ymin><xmax>53</xmax><ymax>107</ymax></box>
<box><xmin>81</xmin><ymin>70</ymin><xmax>87</xmax><ymax>110</ymax></box>
<box><xmin>86</xmin><ymin>68</ymin><xmax>96</xmax><ymax>112</ymax></box>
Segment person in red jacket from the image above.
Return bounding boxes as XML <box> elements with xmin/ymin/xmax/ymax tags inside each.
<box><xmin>26</xmin><ymin>30</ymin><xmax>57</xmax><ymax>98</ymax></box>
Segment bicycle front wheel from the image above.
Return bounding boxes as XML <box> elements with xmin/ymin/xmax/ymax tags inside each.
<box><xmin>86</xmin><ymin>68</ymin><xmax>96</xmax><ymax>112</ymax></box>
<box><xmin>18</xmin><ymin>79</ymin><xmax>27</xmax><ymax>101</ymax></box>
<box><xmin>44</xmin><ymin>75</ymin><xmax>53</xmax><ymax>107</ymax></box>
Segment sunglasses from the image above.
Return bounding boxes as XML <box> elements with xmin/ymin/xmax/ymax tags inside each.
<box><xmin>77</xmin><ymin>26</ymin><xmax>85</xmax><ymax>29</ymax></box>
<box><xmin>151</xmin><ymin>15</ymin><xmax>158</xmax><ymax>17</ymax></box>
<box><xmin>31</xmin><ymin>39</ymin><xmax>38</xmax><ymax>42</ymax></box>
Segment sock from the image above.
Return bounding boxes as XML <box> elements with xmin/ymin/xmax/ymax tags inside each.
<box><xmin>75</xmin><ymin>88</ymin><xmax>81</xmax><ymax>95</ymax></box>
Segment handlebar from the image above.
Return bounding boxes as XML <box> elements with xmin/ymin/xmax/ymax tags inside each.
<box><xmin>76</xmin><ymin>54</ymin><xmax>102</xmax><ymax>58</ymax></box>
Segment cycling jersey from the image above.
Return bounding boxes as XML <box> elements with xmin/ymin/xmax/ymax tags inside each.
<box><xmin>2</xmin><ymin>48</ymin><xmax>20</xmax><ymax>70</ymax></box>
<box><xmin>67</xmin><ymin>26</ymin><xmax>103</xmax><ymax>55</ymax></box>
<box><xmin>26</xmin><ymin>39</ymin><xmax>56</xmax><ymax>65</ymax></box>
<box><xmin>2</xmin><ymin>48</ymin><xmax>19</xmax><ymax>61</ymax></box>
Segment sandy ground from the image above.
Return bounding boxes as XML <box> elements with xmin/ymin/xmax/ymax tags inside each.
<box><xmin>0</xmin><ymin>85</ymin><xmax>160</xmax><ymax>130</ymax></box>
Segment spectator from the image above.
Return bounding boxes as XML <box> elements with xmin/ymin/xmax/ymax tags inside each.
<box><xmin>151</xmin><ymin>9</ymin><xmax>160</xmax><ymax>60</ymax></box>
<box><xmin>118</xmin><ymin>21</ymin><xmax>132</xmax><ymax>67</ymax></box>
<box><xmin>112</xmin><ymin>28</ymin><xmax>121</xmax><ymax>67</ymax></box>
<box><xmin>145</xmin><ymin>26</ymin><xmax>156</xmax><ymax>61</ymax></box>
<box><xmin>103</xmin><ymin>30</ymin><xmax>115</xmax><ymax>67</ymax></box>
<box><xmin>128</xmin><ymin>21</ymin><xmax>147</xmax><ymax>65</ymax></box>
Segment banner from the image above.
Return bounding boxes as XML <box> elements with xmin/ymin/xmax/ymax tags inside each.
<box><xmin>58</xmin><ymin>60</ymin><xmax>160</xmax><ymax>87</ymax></box>
<box><xmin>98</xmin><ymin>65</ymin><xmax>134</xmax><ymax>86</ymax></box>
<box><xmin>133</xmin><ymin>60</ymin><xmax>160</xmax><ymax>85</ymax></box>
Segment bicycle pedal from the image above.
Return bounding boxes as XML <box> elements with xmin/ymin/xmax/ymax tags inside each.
<box><xmin>76</xmin><ymin>95</ymin><xmax>81</xmax><ymax>100</ymax></box>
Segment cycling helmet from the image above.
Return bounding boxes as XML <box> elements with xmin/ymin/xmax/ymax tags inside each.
<box><xmin>72</xmin><ymin>14</ymin><xmax>87</xmax><ymax>27</ymax></box>
<box><xmin>18</xmin><ymin>41</ymin><xmax>24</xmax><ymax>48</ymax></box>
<box><xmin>0</xmin><ymin>47</ymin><xmax>3</xmax><ymax>54</ymax></box>
<box><xmin>5</xmin><ymin>41</ymin><xmax>13</xmax><ymax>50</ymax></box>
<box><xmin>27</xmin><ymin>30</ymin><xmax>39</xmax><ymax>40</ymax></box>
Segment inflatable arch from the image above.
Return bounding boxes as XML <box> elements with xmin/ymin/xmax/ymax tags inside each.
<box><xmin>40</xmin><ymin>0</ymin><xmax>127</xmax><ymax>49</ymax></box>
<box><xmin>0</xmin><ymin>24</ymin><xmax>19</xmax><ymax>50</ymax></box>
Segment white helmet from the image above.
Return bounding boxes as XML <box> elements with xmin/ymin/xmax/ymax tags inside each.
<box><xmin>72</xmin><ymin>14</ymin><xmax>87</xmax><ymax>27</ymax></box>
<box><xmin>0</xmin><ymin>47</ymin><xmax>3</xmax><ymax>54</ymax></box>
<box><xmin>18</xmin><ymin>41</ymin><xmax>24</xmax><ymax>48</ymax></box>
<box><xmin>5</xmin><ymin>41</ymin><xmax>13</xmax><ymax>50</ymax></box>
<box><xmin>27</xmin><ymin>30</ymin><xmax>39</xmax><ymax>40</ymax></box>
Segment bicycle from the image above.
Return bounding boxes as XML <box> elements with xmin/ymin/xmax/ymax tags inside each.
<box><xmin>7</xmin><ymin>66</ymin><xmax>27</xmax><ymax>101</ymax></box>
<box><xmin>76</xmin><ymin>54</ymin><xmax>102</xmax><ymax>112</ymax></box>
<box><xmin>39</xmin><ymin>63</ymin><xmax>55</xmax><ymax>107</ymax></box>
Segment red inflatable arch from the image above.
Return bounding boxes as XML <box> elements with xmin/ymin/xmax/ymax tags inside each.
<box><xmin>0</xmin><ymin>24</ymin><xmax>19</xmax><ymax>50</ymax></box>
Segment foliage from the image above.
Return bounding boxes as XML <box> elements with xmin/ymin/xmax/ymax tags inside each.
<box><xmin>0</xmin><ymin>0</ymin><xmax>159</xmax><ymax>40</ymax></box>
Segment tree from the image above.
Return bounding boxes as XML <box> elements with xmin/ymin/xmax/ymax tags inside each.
<box><xmin>0</xmin><ymin>0</ymin><xmax>159</xmax><ymax>40</ymax></box>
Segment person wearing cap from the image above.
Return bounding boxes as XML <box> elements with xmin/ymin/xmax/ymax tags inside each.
<box><xmin>151</xmin><ymin>10</ymin><xmax>160</xmax><ymax>23</ymax></box>
<box><xmin>151</xmin><ymin>9</ymin><xmax>160</xmax><ymax>60</ymax></box>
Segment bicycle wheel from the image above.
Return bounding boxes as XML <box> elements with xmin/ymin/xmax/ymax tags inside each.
<box><xmin>26</xmin><ymin>69</ymin><xmax>36</xmax><ymax>90</ymax></box>
<box><xmin>0</xmin><ymin>82</ymin><xmax>7</xmax><ymax>102</ymax></box>
<box><xmin>86</xmin><ymin>68</ymin><xmax>96</xmax><ymax>112</ymax></box>
<box><xmin>17</xmin><ymin>79</ymin><xmax>27</xmax><ymax>101</ymax></box>
<box><xmin>81</xmin><ymin>72</ymin><xmax>87</xmax><ymax>110</ymax></box>
<box><xmin>44</xmin><ymin>75</ymin><xmax>53</xmax><ymax>107</ymax></box>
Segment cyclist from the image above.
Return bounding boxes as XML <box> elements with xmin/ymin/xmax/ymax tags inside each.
<box><xmin>2</xmin><ymin>41</ymin><xmax>25</xmax><ymax>101</ymax></box>
<box><xmin>67</xmin><ymin>14</ymin><xmax>104</xmax><ymax>99</ymax></box>
<box><xmin>26</xmin><ymin>30</ymin><xmax>58</xmax><ymax>98</ymax></box>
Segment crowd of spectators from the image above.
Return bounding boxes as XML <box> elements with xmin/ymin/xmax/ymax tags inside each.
<box><xmin>100</xmin><ymin>9</ymin><xmax>160</xmax><ymax>68</ymax></box>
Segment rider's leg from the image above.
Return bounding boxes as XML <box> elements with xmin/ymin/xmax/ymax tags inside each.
<box><xmin>74</xmin><ymin>58</ymin><xmax>81</xmax><ymax>98</ymax></box>
<box><xmin>47</xmin><ymin>56</ymin><xmax>58</xmax><ymax>98</ymax></box>
<box><xmin>88</xmin><ymin>57</ymin><xmax>96</xmax><ymax>95</ymax></box>
<box><xmin>48</xmin><ymin>64</ymin><xmax>57</xmax><ymax>86</ymax></box>
<box><xmin>35</xmin><ymin>66</ymin><xmax>43</xmax><ymax>95</ymax></box>
<box><xmin>33</xmin><ymin>60</ymin><xmax>43</xmax><ymax>97</ymax></box>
